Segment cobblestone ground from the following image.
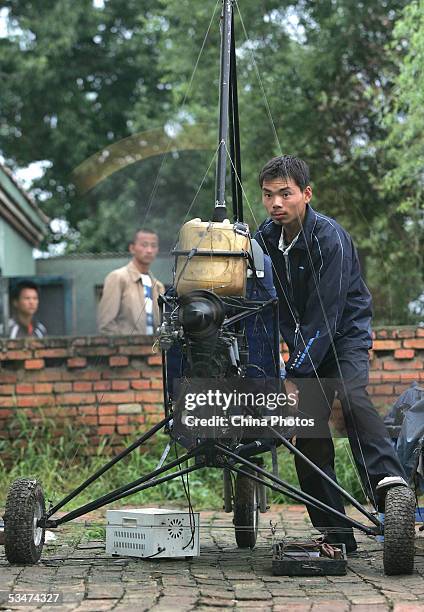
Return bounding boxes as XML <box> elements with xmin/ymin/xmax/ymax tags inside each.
<box><xmin>1</xmin><ymin>505</ymin><xmax>424</xmax><ymax>611</ymax></box>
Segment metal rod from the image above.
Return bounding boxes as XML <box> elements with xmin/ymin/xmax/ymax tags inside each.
<box><xmin>213</xmin><ymin>0</ymin><xmax>233</xmax><ymax>221</ymax></box>
<box><xmin>48</xmin><ymin>447</ymin><xmax>198</xmax><ymax>525</ymax></box>
<box><xmin>268</xmin><ymin>429</ymin><xmax>380</xmax><ymax>526</ymax></box>
<box><xmin>215</xmin><ymin>442</ymin><xmax>380</xmax><ymax>533</ymax></box>
<box><xmin>228</xmin><ymin>464</ymin><xmax>377</xmax><ymax>535</ymax></box>
<box><xmin>229</xmin><ymin>75</ymin><xmax>238</xmax><ymax>222</ymax></box>
<box><xmin>230</xmin><ymin>8</ymin><xmax>243</xmax><ymax>222</ymax></box>
<box><xmin>223</xmin><ymin>298</ymin><xmax>278</xmax><ymax>327</ymax></box>
<box><xmin>46</xmin><ymin>414</ymin><xmax>173</xmax><ymax>518</ymax></box>
<box><xmin>49</xmin><ymin>463</ymin><xmax>203</xmax><ymax>527</ymax></box>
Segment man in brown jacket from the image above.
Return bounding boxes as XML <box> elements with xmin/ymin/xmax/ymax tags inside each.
<box><xmin>97</xmin><ymin>229</ymin><xmax>165</xmax><ymax>335</ymax></box>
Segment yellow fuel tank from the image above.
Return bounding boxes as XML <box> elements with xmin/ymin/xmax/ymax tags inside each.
<box><xmin>174</xmin><ymin>218</ymin><xmax>250</xmax><ymax>296</ymax></box>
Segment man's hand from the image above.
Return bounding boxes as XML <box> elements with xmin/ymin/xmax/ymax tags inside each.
<box><xmin>284</xmin><ymin>379</ymin><xmax>299</xmax><ymax>413</ymax></box>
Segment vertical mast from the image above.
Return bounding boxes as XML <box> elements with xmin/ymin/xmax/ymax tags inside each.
<box><xmin>213</xmin><ymin>0</ymin><xmax>233</xmax><ymax>222</ymax></box>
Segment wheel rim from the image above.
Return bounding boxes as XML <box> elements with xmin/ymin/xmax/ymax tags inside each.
<box><xmin>33</xmin><ymin>499</ymin><xmax>43</xmax><ymax>547</ymax></box>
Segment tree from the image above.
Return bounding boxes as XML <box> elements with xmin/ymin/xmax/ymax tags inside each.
<box><xmin>368</xmin><ymin>0</ymin><xmax>424</xmax><ymax>322</ymax></box>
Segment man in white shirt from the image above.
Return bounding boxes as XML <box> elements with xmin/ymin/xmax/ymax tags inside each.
<box><xmin>97</xmin><ymin>229</ymin><xmax>165</xmax><ymax>335</ymax></box>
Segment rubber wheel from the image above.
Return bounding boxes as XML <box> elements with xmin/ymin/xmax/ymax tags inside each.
<box><xmin>383</xmin><ymin>485</ymin><xmax>415</xmax><ymax>575</ymax></box>
<box><xmin>4</xmin><ymin>478</ymin><xmax>46</xmax><ymax>564</ymax></box>
<box><xmin>233</xmin><ymin>469</ymin><xmax>259</xmax><ymax>549</ymax></box>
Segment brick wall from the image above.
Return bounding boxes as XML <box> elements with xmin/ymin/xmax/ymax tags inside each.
<box><xmin>0</xmin><ymin>336</ymin><xmax>163</xmax><ymax>454</ymax></box>
<box><xmin>0</xmin><ymin>328</ymin><xmax>423</xmax><ymax>452</ymax></box>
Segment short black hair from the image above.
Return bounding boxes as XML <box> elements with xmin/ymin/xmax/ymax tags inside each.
<box><xmin>12</xmin><ymin>280</ymin><xmax>40</xmax><ymax>301</ymax></box>
<box><xmin>259</xmin><ymin>155</ymin><xmax>310</xmax><ymax>191</ymax></box>
<box><xmin>130</xmin><ymin>228</ymin><xmax>158</xmax><ymax>244</ymax></box>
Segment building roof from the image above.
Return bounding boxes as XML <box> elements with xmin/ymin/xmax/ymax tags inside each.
<box><xmin>0</xmin><ymin>163</ymin><xmax>49</xmax><ymax>247</ymax></box>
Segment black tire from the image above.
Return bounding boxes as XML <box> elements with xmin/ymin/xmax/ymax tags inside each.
<box><xmin>233</xmin><ymin>469</ymin><xmax>259</xmax><ymax>549</ymax></box>
<box><xmin>383</xmin><ymin>486</ymin><xmax>415</xmax><ymax>575</ymax></box>
<box><xmin>4</xmin><ymin>478</ymin><xmax>45</xmax><ymax>565</ymax></box>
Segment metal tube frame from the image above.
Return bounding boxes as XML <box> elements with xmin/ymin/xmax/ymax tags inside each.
<box><xmin>36</xmin><ymin>3</ymin><xmax>381</xmax><ymax>540</ymax></box>
<box><xmin>214</xmin><ymin>0</ymin><xmax>233</xmax><ymax>218</ymax></box>
<box><xmin>41</xmin><ymin>419</ymin><xmax>381</xmax><ymax>536</ymax></box>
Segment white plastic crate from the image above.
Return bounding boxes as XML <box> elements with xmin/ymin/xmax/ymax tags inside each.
<box><xmin>106</xmin><ymin>508</ymin><xmax>200</xmax><ymax>558</ymax></box>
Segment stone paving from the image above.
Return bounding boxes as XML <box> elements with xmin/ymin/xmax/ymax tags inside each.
<box><xmin>0</xmin><ymin>505</ymin><xmax>424</xmax><ymax>611</ymax></box>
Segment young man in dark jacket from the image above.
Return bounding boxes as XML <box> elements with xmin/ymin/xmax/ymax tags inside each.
<box><xmin>255</xmin><ymin>155</ymin><xmax>408</xmax><ymax>552</ymax></box>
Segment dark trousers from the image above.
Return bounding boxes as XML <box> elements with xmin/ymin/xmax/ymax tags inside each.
<box><xmin>293</xmin><ymin>347</ymin><xmax>406</xmax><ymax>545</ymax></box>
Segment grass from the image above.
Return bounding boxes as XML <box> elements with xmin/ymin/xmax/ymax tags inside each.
<box><xmin>0</xmin><ymin>408</ymin><xmax>367</xmax><ymax>514</ymax></box>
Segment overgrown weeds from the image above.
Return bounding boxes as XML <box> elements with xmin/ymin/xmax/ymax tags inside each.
<box><xmin>0</xmin><ymin>408</ymin><xmax>367</xmax><ymax>512</ymax></box>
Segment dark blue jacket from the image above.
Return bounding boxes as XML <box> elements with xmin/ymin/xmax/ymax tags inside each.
<box><xmin>254</xmin><ymin>204</ymin><xmax>372</xmax><ymax>378</ymax></box>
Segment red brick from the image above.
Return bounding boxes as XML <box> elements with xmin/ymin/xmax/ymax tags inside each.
<box><xmin>135</xmin><ymin>390</ymin><xmax>163</xmax><ymax>402</ymax></box>
<box><xmin>99</xmin><ymin>416</ymin><xmax>116</xmax><ymax>425</ymax></box>
<box><xmin>5</xmin><ymin>350</ymin><xmax>32</xmax><ymax>360</ymax></box>
<box><xmin>0</xmin><ymin>396</ymin><xmax>16</xmax><ymax>407</ymax></box>
<box><xmin>147</xmin><ymin>355</ymin><xmax>162</xmax><ymax>365</ymax></box>
<box><xmin>79</xmin><ymin>416</ymin><xmax>98</xmax><ymax>425</ymax></box>
<box><xmin>112</xmin><ymin>380</ymin><xmax>130</xmax><ymax>391</ymax></box>
<box><xmin>150</xmin><ymin>379</ymin><xmax>163</xmax><ymax>389</ymax></box>
<box><xmin>97</xmin><ymin>426</ymin><xmax>115</xmax><ymax>435</ymax></box>
<box><xmin>118</xmin><ymin>345</ymin><xmax>154</xmax><ymax>356</ymax></box>
<box><xmin>381</xmin><ymin>372</ymin><xmax>399</xmax><ymax>381</ymax></box>
<box><xmin>109</xmin><ymin>356</ymin><xmax>129</xmax><ymax>367</ymax></box>
<box><xmin>79</xmin><ymin>347</ymin><xmax>115</xmax><ymax>356</ymax></box>
<box><xmin>59</xmin><ymin>393</ymin><xmax>96</xmax><ymax>405</ymax></box>
<box><xmin>404</xmin><ymin>339</ymin><xmax>424</xmax><ymax>349</ymax></box>
<box><xmin>73</xmin><ymin>382</ymin><xmax>93</xmax><ymax>392</ymax></box>
<box><xmin>53</xmin><ymin>382</ymin><xmax>72</xmax><ymax>392</ymax></box>
<box><xmin>143</xmin><ymin>404</ymin><xmax>162</xmax><ymax>413</ymax></box>
<box><xmin>34</xmin><ymin>348</ymin><xmax>68</xmax><ymax>358</ymax></box>
<box><xmin>145</xmin><ymin>413</ymin><xmax>162</xmax><ymax>424</ymax></box>
<box><xmin>395</xmin><ymin>328</ymin><xmax>416</xmax><ymax>339</ymax></box>
<box><xmin>395</xmin><ymin>384</ymin><xmax>409</xmax><ymax>394</ymax></box>
<box><xmin>372</xmin><ymin>384</ymin><xmax>394</xmax><ymax>395</ymax></box>
<box><xmin>131</xmin><ymin>380</ymin><xmax>150</xmax><ymax>390</ymax></box>
<box><xmin>94</xmin><ymin>381</ymin><xmax>111</xmax><ymax>391</ymax></box>
<box><xmin>383</xmin><ymin>359</ymin><xmax>401</xmax><ymax>370</ymax></box>
<box><xmin>17</xmin><ymin>395</ymin><xmax>55</xmax><ymax>407</ymax></box>
<box><xmin>102</xmin><ymin>369</ymin><xmax>140</xmax><ymax>380</ymax></box>
<box><xmin>24</xmin><ymin>359</ymin><xmax>45</xmax><ymax>370</ymax></box>
<box><xmin>0</xmin><ymin>408</ymin><xmax>13</xmax><ymax>418</ymax></box>
<box><xmin>375</xmin><ymin>329</ymin><xmax>389</xmax><ymax>339</ymax></box>
<box><xmin>62</xmin><ymin>370</ymin><xmax>101</xmax><ymax>381</ymax></box>
<box><xmin>98</xmin><ymin>405</ymin><xmax>117</xmax><ymax>415</ymax></box>
<box><xmin>372</xmin><ymin>340</ymin><xmax>401</xmax><ymax>351</ymax></box>
<box><xmin>78</xmin><ymin>405</ymin><xmax>97</xmax><ymax>415</ymax></box>
<box><xmin>394</xmin><ymin>348</ymin><xmax>415</xmax><ymax>359</ymax></box>
<box><xmin>140</xmin><ymin>366</ymin><xmax>162</xmax><ymax>378</ymax></box>
<box><xmin>34</xmin><ymin>383</ymin><xmax>53</xmax><ymax>393</ymax></box>
<box><xmin>0</xmin><ymin>384</ymin><xmax>15</xmax><ymax>394</ymax></box>
<box><xmin>27</xmin><ymin>368</ymin><xmax>62</xmax><ymax>381</ymax></box>
<box><xmin>67</xmin><ymin>357</ymin><xmax>87</xmax><ymax>368</ymax></box>
<box><xmin>117</xmin><ymin>425</ymin><xmax>133</xmax><ymax>435</ymax></box>
<box><xmin>400</xmin><ymin>372</ymin><xmax>420</xmax><ymax>382</ymax></box>
<box><xmin>0</xmin><ymin>372</ymin><xmax>17</xmax><ymax>383</ymax></box>
<box><xmin>417</xmin><ymin>328</ymin><xmax>424</xmax><ymax>337</ymax></box>
<box><xmin>98</xmin><ymin>392</ymin><xmax>135</xmax><ymax>403</ymax></box>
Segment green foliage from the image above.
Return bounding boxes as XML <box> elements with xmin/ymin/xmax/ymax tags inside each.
<box><xmin>0</xmin><ymin>0</ymin><xmax>421</xmax><ymax>322</ymax></box>
<box><xmin>0</xmin><ymin>408</ymin><xmax>366</xmax><ymax>513</ymax></box>
<box><xmin>369</xmin><ymin>0</ymin><xmax>424</xmax><ymax>322</ymax></box>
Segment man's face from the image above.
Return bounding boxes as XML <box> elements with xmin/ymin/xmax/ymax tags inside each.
<box><xmin>261</xmin><ymin>178</ymin><xmax>312</xmax><ymax>226</ymax></box>
<box><xmin>130</xmin><ymin>232</ymin><xmax>159</xmax><ymax>266</ymax></box>
<box><xmin>14</xmin><ymin>288</ymin><xmax>39</xmax><ymax>317</ymax></box>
